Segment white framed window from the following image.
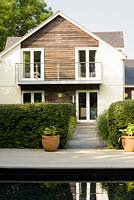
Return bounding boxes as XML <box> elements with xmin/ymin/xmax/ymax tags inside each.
<box><xmin>75</xmin><ymin>48</ymin><xmax>97</xmax><ymax>80</ymax></box>
<box><xmin>21</xmin><ymin>48</ymin><xmax>44</xmax><ymax>80</ymax></box>
<box><xmin>131</xmin><ymin>90</ymin><xmax>134</xmax><ymax>99</ymax></box>
<box><xmin>22</xmin><ymin>91</ymin><xmax>45</xmax><ymax>103</ymax></box>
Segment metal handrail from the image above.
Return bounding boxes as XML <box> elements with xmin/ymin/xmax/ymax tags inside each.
<box><xmin>15</xmin><ymin>62</ymin><xmax>102</xmax><ymax>82</ymax></box>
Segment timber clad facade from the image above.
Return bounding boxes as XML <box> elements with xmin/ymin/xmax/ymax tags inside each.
<box><xmin>0</xmin><ymin>11</ymin><xmax>126</xmax><ymax>122</ymax></box>
<box><xmin>21</xmin><ymin>16</ymin><xmax>99</xmax><ymax>80</ymax></box>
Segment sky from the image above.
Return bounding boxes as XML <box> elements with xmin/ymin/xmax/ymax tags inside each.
<box><xmin>45</xmin><ymin>0</ymin><xmax>134</xmax><ymax>59</ymax></box>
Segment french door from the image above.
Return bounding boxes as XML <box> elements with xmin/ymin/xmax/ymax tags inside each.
<box><xmin>22</xmin><ymin>48</ymin><xmax>44</xmax><ymax>80</ymax></box>
<box><xmin>76</xmin><ymin>49</ymin><xmax>96</xmax><ymax>79</ymax></box>
<box><xmin>76</xmin><ymin>91</ymin><xmax>97</xmax><ymax>122</ymax></box>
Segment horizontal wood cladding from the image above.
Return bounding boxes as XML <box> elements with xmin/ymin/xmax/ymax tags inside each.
<box><xmin>21</xmin><ymin>16</ymin><xmax>99</xmax><ymax>48</ymax></box>
<box><xmin>21</xmin><ymin>84</ymin><xmax>99</xmax><ymax>103</ymax></box>
<box><xmin>45</xmin><ymin>91</ymin><xmax>74</xmax><ymax>103</ymax></box>
<box><xmin>21</xmin><ymin>16</ymin><xmax>99</xmax><ymax>80</ymax></box>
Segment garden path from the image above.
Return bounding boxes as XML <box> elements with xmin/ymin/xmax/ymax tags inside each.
<box><xmin>66</xmin><ymin>122</ymin><xmax>106</xmax><ymax>149</ymax></box>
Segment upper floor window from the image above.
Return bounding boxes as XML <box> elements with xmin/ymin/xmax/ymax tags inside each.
<box><xmin>22</xmin><ymin>91</ymin><xmax>45</xmax><ymax>103</ymax></box>
<box><xmin>76</xmin><ymin>48</ymin><xmax>97</xmax><ymax>79</ymax></box>
<box><xmin>22</xmin><ymin>48</ymin><xmax>44</xmax><ymax>80</ymax></box>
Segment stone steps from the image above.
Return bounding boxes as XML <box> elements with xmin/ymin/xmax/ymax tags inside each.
<box><xmin>66</xmin><ymin>122</ymin><xmax>106</xmax><ymax>149</ymax></box>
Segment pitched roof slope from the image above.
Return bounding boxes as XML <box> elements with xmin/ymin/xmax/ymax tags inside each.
<box><xmin>5</xmin><ymin>37</ymin><xmax>22</xmax><ymax>50</ymax></box>
<box><xmin>4</xmin><ymin>31</ymin><xmax>124</xmax><ymax>52</ymax></box>
<box><xmin>93</xmin><ymin>32</ymin><xmax>124</xmax><ymax>48</ymax></box>
<box><xmin>125</xmin><ymin>59</ymin><xmax>134</xmax><ymax>85</ymax></box>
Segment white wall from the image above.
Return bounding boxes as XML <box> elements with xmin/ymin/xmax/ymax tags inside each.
<box><xmin>96</xmin><ymin>41</ymin><xmax>125</xmax><ymax>115</ymax></box>
<box><xmin>0</xmin><ymin>37</ymin><xmax>125</xmax><ymax>109</ymax></box>
<box><xmin>96</xmin><ymin>183</ymin><xmax>109</xmax><ymax>200</ymax></box>
<box><xmin>0</xmin><ymin>45</ymin><xmax>21</xmax><ymax>104</ymax></box>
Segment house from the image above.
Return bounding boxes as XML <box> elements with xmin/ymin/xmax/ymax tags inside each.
<box><xmin>125</xmin><ymin>59</ymin><xmax>134</xmax><ymax>99</ymax></box>
<box><xmin>0</xmin><ymin>11</ymin><xmax>126</xmax><ymax>122</ymax></box>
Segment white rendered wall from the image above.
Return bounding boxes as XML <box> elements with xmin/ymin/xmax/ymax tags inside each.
<box><xmin>0</xmin><ymin>45</ymin><xmax>21</xmax><ymax>104</ymax></box>
<box><xmin>96</xmin><ymin>183</ymin><xmax>109</xmax><ymax>200</ymax></box>
<box><xmin>0</xmin><ymin>39</ymin><xmax>125</xmax><ymax>108</ymax></box>
<box><xmin>96</xmin><ymin>41</ymin><xmax>125</xmax><ymax>115</ymax></box>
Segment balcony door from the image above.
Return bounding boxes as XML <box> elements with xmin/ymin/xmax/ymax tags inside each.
<box><xmin>76</xmin><ymin>49</ymin><xmax>96</xmax><ymax>79</ymax></box>
<box><xmin>76</xmin><ymin>91</ymin><xmax>97</xmax><ymax>122</ymax></box>
<box><xmin>22</xmin><ymin>48</ymin><xmax>44</xmax><ymax>80</ymax></box>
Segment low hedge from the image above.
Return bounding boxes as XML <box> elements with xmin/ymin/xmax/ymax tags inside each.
<box><xmin>108</xmin><ymin>100</ymin><xmax>134</xmax><ymax>148</ymax></box>
<box><xmin>0</xmin><ymin>103</ymin><xmax>73</xmax><ymax>149</ymax></box>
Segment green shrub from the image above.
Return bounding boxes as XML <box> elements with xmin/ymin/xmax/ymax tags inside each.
<box><xmin>102</xmin><ymin>182</ymin><xmax>134</xmax><ymax>200</ymax></box>
<box><xmin>67</xmin><ymin>116</ymin><xmax>76</xmax><ymax>141</ymax></box>
<box><xmin>97</xmin><ymin>110</ymin><xmax>109</xmax><ymax>141</ymax></box>
<box><xmin>0</xmin><ymin>183</ymin><xmax>73</xmax><ymax>199</ymax></box>
<box><xmin>0</xmin><ymin>103</ymin><xmax>73</xmax><ymax>149</ymax></box>
<box><xmin>107</xmin><ymin>100</ymin><xmax>134</xmax><ymax>149</ymax></box>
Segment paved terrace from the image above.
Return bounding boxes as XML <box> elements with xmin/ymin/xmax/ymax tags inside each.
<box><xmin>0</xmin><ymin>148</ymin><xmax>134</xmax><ymax>168</ymax></box>
<box><xmin>1</xmin><ymin>123</ymin><xmax>134</xmax><ymax>182</ymax></box>
<box><xmin>1</xmin><ymin>148</ymin><xmax>134</xmax><ymax>182</ymax></box>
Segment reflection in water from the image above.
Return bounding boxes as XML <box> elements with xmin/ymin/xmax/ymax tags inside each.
<box><xmin>0</xmin><ymin>182</ymin><xmax>134</xmax><ymax>199</ymax></box>
<box><xmin>75</xmin><ymin>182</ymin><xmax>108</xmax><ymax>200</ymax></box>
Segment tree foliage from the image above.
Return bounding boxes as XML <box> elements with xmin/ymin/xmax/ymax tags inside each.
<box><xmin>0</xmin><ymin>0</ymin><xmax>52</xmax><ymax>52</ymax></box>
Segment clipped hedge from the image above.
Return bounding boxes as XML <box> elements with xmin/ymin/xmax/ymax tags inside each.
<box><xmin>0</xmin><ymin>103</ymin><xmax>73</xmax><ymax>149</ymax></box>
<box><xmin>102</xmin><ymin>182</ymin><xmax>134</xmax><ymax>200</ymax></box>
<box><xmin>0</xmin><ymin>183</ymin><xmax>73</xmax><ymax>199</ymax></box>
<box><xmin>108</xmin><ymin>100</ymin><xmax>134</xmax><ymax>148</ymax></box>
<box><xmin>97</xmin><ymin>110</ymin><xmax>109</xmax><ymax>141</ymax></box>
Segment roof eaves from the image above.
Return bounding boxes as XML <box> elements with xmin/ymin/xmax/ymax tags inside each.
<box><xmin>0</xmin><ymin>10</ymin><xmax>126</xmax><ymax>60</ymax></box>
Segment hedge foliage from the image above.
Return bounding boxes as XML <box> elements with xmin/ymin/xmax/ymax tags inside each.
<box><xmin>102</xmin><ymin>182</ymin><xmax>134</xmax><ymax>200</ymax></box>
<box><xmin>98</xmin><ymin>100</ymin><xmax>134</xmax><ymax>149</ymax></box>
<box><xmin>108</xmin><ymin>100</ymin><xmax>134</xmax><ymax>148</ymax></box>
<box><xmin>0</xmin><ymin>183</ymin><xmax>73</xmax><ymax>199</ymax></box>
<box><xmin>97</xmin><ymin>110</ymin><xmax>109</xmax><ymax>141</ymax></box>
<box><xmin>0</xmin><ymin>103</ymin><xmax>73</xmax><ymax>149</ymax></box>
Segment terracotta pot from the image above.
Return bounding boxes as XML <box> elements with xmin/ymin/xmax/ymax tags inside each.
<box><xmin>121</xmin><ymin>136</ymin><xmax>134</xmax><ymax>152</ymax></box>
<box><xmin>42</xmin><ymin>135</ymin><xmax>60</xmax><ymax>152</ymax></box>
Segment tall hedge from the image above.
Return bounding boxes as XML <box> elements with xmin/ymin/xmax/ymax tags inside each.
<box><xmin>0</xmin><ymin>103</ymin><xmax>73</xmax><ymax>148</ymax></box>
<box><xmin>102</xmin><ymin>182</ymin><xmax>134</xmax><ymax>200</ymax></box>
<box><xmin>97</xmin><ymin>110</ymin><xmax>109</xmax><ymax>141</ymax></box>
<box><xmin>108</xmin><ymin>100</ymin><xmax>134</xmax><ymax>148</ymax></box>
<box><xmin>0</xmin><ymin>183</ymin><xmax>73</xmax><ymax>199</ymax></box>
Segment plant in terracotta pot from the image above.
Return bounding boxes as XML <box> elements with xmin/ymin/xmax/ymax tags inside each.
<box><xmin>119</xmin><ymin>123</ymin><xmax>134</xmax><ymax>152</ymax></box>
<box><xmin>42</xmin><ymin>126</ymin><xmax>60</xmax><ymax>152</ymax></box>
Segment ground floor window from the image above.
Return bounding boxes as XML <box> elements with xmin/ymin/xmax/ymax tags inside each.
<box><xmin>22</xmin><ymin>91</ymin><xmax>45</xmax><ymax>103</ymax></box>
<box><xmin>131</xmin><ymin>90</ymin><xmax>134</xmax><ymax>99</ymax></box>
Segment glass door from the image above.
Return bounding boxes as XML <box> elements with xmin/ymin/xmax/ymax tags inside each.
<box><xmin>77</xmin><ymin>49</ymin><xmax>96</xmax><ymax>79</ymax></box>
<box><xmin>78</xmin><ymin>50</ymin><xmax>86</xmax><ymax>78</ymax></box>
<box><xmin>90</xmin><ymin>92</ymin><xmax>97</xmax><ymax>120</ymax></box>
<box><xmin>22</xmin><ymin>49</ymin><xmax>44</xmax><ymax>80</ymax></box>
<box><xmin>79</xmin><ymin>92</ymin><xmax>87</xmax><ymax>120</ymax></box>
<box><xmin>77</xmin><ymin>91</ymin><xmax>97</xmax><ymax>122</ymax></box>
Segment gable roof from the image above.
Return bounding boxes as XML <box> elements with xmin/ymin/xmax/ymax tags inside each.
<box><xmin>125</xmin><ymin>59</ymin><xmax>134</xmax><ymax>85</ymax></box>
<box><xmin>4</xmin><ymin>37</ymin><xmax>22</xmax><ymax>50</ymax></box>
<box><xmin>0</xmin><ymin>11</ymin><xmax>126</xmax><ymax>59</ymax></box>
<box><xmin>4</xmin><ymin>31</ymin><xmax>124</xmax><ymax>52</ymax></box>
<box><xmin>93</xmin><ymin>32</ymin><xmax>124</xmax><ymax>48</ymax></box>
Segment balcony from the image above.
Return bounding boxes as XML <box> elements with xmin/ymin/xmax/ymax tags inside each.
<box><xmin>15</xmin><ymin>62</ymin><xmax>102</xmax><ymax>85</ymax></box>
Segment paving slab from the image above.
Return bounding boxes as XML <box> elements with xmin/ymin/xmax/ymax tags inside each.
<box><xmin>0</xmin><ymin>148</ymin><xmax>134</xmax><ymax>169</ymax></box>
